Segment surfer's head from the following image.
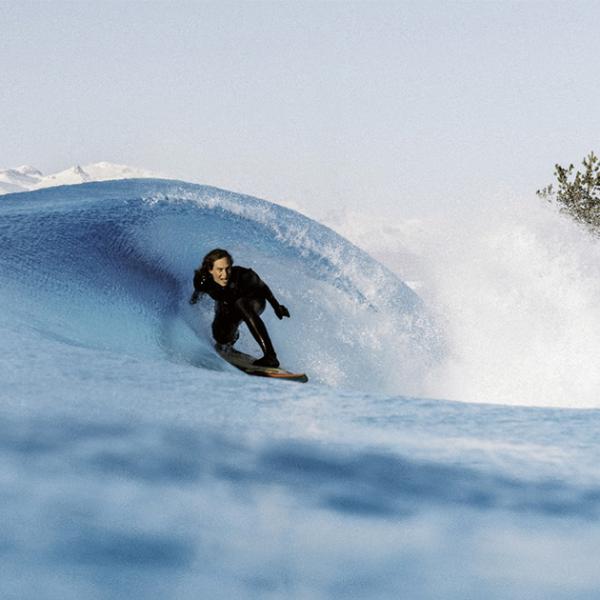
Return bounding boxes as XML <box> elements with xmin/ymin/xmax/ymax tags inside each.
<box><xmin>202</xmin><ymin>248</ymin><xmax>233</xmax><ymax>287</ymax></box>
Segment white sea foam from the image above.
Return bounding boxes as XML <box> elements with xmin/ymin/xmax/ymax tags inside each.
<box><xmin>322</xmin><ymin>197</ymin><xmax>600</xmax><ymax>408</ymax></box>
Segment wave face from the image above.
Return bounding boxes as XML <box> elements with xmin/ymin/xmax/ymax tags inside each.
<box><xmin>0</xmin><ymin>179</ymin><xmax>439</xmax><ymax>395</ymax></box>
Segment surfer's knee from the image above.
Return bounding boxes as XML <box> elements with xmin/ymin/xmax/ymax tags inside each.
<box><xmin>212</xmin><ymin>321</ymin><xmax>239</xmax><ymax>345</ymax></box>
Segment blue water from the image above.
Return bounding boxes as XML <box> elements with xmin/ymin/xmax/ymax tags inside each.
<box><xmin>2</xmin><ymin>180</ymin><xmax>600</xmax><ymax>599</ymax></box>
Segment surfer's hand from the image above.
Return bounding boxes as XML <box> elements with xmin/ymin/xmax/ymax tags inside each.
<box><xmin>189</xmin><ymin>293</ymin><xmax>199</xmax><ymax>305</ymax></box>
<box><xmin>274</xmin><ymin>304</ymin><xmax>290</xmax><ymax>319</ymax></box>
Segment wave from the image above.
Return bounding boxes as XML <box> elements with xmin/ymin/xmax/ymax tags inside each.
<box><xmin>0</xmin><ymin>179</ymin><xmax>440</xmax><ymax>394</ymax></box>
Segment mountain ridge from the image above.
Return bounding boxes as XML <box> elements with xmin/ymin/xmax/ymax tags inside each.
<box><xmin>0</xmin><ymin>161</ymin><xmax>169</xmax><ymax>195</ymax></box>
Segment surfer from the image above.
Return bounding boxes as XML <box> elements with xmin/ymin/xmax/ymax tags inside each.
<box><xmin>189</xmin><ymin>248</ymin><xmax>290</xmax><ymax>368</ymax></box>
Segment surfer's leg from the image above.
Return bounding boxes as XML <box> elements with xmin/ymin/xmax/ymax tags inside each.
<box><xmin>234</xmin><ymin>297</ymin><xmax>280</xmax><ymax>368</ymax></box>
<box><xmin>212</xmin><ymin>304</ymin><xmax>241</xmax><ymax>349</ymax></box>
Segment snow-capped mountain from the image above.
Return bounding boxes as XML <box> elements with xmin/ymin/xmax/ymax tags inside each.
<box><xmin>0</xmin><ymin>165</ymin><xmax>44</xmax><ymax>194</ymax></box>
<box><xmin>0</xmin><ymin>161</ymin><xmax>166</xmax><ymax>195</ymax></box>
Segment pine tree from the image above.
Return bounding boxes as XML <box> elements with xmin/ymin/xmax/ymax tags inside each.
<box><xmin>537</xmin><ymin>151</ymin><xmax>600</xmax><ymax>230</ymax></box>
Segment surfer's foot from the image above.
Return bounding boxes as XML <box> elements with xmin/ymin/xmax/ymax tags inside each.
<box><xmin>253</xmin><ymin>354</ymin><xmax>280</xmax><ymax>368</ymax></box>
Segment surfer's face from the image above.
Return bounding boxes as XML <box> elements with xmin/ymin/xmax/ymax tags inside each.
<box><xmin>209</xmin><ymin>257</ymin><xmax>232</xmax><ymax>287</ymax></box>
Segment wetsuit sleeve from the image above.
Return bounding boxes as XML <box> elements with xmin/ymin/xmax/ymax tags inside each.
<box><xmin>245</xmin><ymin>269</ymin><xmax>278</xmax><ymax>307</ymax></box>
<box><xmin>190</xmin><ymin>269</ymin><xmax>208</xmax><ymax>303</ymax></box>
<box><xmin>247</xmin><ymin>269</ymin><xmax>289</xmax><ymax>317</ymax></box>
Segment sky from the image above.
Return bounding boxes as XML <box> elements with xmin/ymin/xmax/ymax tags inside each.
<box><xmin>2</xmin><ymin>0</ymin><xmax>600</xmax><ymax>217</ymax></box>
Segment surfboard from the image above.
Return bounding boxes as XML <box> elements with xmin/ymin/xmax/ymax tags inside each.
<box><xmin>215</xmin><ymin>346</ymin><xmax>308</xmax><ymax>383</ymax></box>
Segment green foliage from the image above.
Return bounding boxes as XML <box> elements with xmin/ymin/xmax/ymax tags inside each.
<box><xmin>537</xmin><ymin>151</ymin><xmax>600</xmax><ymax>230</ymax></box>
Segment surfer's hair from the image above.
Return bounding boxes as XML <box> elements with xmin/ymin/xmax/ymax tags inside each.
<box><xmin>200</xmin><ymin>248</ymin><xmax>233</xmax><ymax>276</ymax></box>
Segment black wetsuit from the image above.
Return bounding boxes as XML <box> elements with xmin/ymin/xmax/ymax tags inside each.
<box><xmin>190</xmin><ymin>266</ymin><xmax>288</xmax><ymax>366</ymax></box>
